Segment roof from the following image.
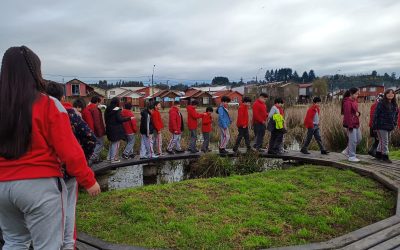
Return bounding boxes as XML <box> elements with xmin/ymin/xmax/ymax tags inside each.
<box><xmin>359</xmin><ymin>84</ymin><xmax>384</xmax><ymax>88</ymax></box>
<box><xmin>184</xmin><ymin>89</ymin><xmax>212</xmax><ymax>98</ymax></box>
<box><xmin>121</xmin><ymin>87</ymin><xmax>147</xmax><ymax>92</ymax></box>
<box><xmin>298</xmin><ymin>83</ymin><xmax>313</xmax><ymax>88</ymax></box>
<box><xmin>116</xmin><ymin>90</ymin><xmax>142</xmax><ymax>99</ymax></box>
<box><xmin>149</xmin><ymin>89</ymin><xmax>181</xmax><ymax>99</ymax></box>
<box><xmin>213</xmin><ymin>90</ymin><xmax>243</xmax><ymax>98</ymax></box>
<box><xmin>192</xmin><ymin>86</ymin><xmax>229</xmax><ymax>92</ymax></box>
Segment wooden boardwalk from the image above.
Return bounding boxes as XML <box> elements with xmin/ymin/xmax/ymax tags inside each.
<box><xmin>2</xmin><ymin>150</ymin><xmax>400</xmax><ymax>249</ymax></box>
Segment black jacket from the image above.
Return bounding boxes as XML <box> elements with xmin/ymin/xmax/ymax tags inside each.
<box><xmin>105</xmin><ymin>107</ymin><xmax>130</xmax><ymax>142</ymax></box>
<box><xmin>373</xmin><ymin>101</ymin><xmax>398</xmax><ymax>131</ymax></box>
<box><xmin>140</xmin><ymin>109</ymin><xmax>154</xmax><ymax>135</ymax></box>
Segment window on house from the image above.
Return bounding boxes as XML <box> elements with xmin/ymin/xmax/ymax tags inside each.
<box><xmin>203</xmin><ymin>97</ymin><xmax>209</xmax><ymax>104</ymax></box>
<box><xmin>233</xmin><ymin>97</ymin><xmax>239</xmax><ymax>102</ymax></box>
<box><xmin>369</xmin><ymin>87</ymin><xmax>376</xmax><ymax>92</ymax></box>
<box><xmin>72</xmin><ymin>84</ymin><xmax>80</xmax><ymax>95</ymax></box>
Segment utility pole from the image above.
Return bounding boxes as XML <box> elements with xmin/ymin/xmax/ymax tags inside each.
<box><xmin>151</xmin><ymin>64</ymin><xmax>156</xmax><ymax>95</ymax></box>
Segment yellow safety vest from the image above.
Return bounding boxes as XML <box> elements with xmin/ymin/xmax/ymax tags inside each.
<box><xmin>272</xmin><ymin>113</ymin><xmax>284</xmax><ymax>129</ymax></box>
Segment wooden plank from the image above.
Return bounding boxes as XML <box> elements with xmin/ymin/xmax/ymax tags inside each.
<box><xmin>76</xmin><ymin>240</ymin><xmax>100</xmax><ymax>250</ymax></box>
<box><xmin>340</xmin><ymin>222</ymin><xmax>400</xmax><ymax>250</ymax></box>
<box><xmin>368</xmin><ymin>234</ymin><xmax>400</xmax><ymax>250</ymax></box>
<box><xmin>77</xmin><ymin>232</ymin><xmax>147</xmax><ymax>250</ymax></box>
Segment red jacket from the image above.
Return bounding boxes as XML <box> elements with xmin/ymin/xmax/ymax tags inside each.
<box><xmin>121</xmin><ymin>109</ymin><xmax>137</xmax><ymax>134</ymax></box>
<box><xmin>236</xmin><ymin>103</ymin><xmax>249</xmax><ymax>128</ymax></box>
<box><xmin>342</xmin><ymin>97</ymin><xmax>360</xmax><ymax>129</ymax></box>
<box><xmin>83</xmin><ymin>103</ymin><xmax>106</xmax><ymax>137</ymax></box>
<box><xmin>169</xmin><ymin>106</ymin><xmax>183</xmax><ymax>134</ymax></box>
<box><xmin>187</xmin><ymin>105</ymin><xmax>202</xmax><ymax>130</ymax></box>
<box><xmin>252</xmin><ymin>99</ymin><xmax>268</xmax><ymax>124</ymax></box>
<box><xmin>0</xmin><ymin>95</ymin><xmax>96</xmax><ymax>189</ymax></box>
<box><xmin>369</xmin><ymin>101</ymin><xmax>379</xmax><ymax>128</ymax></box>
<box><xmin>304</xmin><ymin>104</ymin><xmax>320</xmax><ymax>129</ymax></box>
<box><xmin>151</xmin><ymin>109</ymin><xmax>164</xmax><ymax>132</ymax></box>
<box><xmin>202</xmin><ymin>112</ymin><xmax>212</xmax><ymax>132</ymax></box>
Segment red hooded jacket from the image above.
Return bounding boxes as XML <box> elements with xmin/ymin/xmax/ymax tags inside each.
<box><xmin>369</xmin><ymin>100</ymin><xmax>379</xmax><ymax>128</ymax></box>
<box><xmin>304</xmin><ymin>104</ymin><xmax>320</xmax><ymax>129</ymax></box>
<box><xmin>252</xmin><ymin>99</ymin><xmax>268</xmax><ymax>124</ymax></box>
<box><xmin>169</xmin><ymin>106</ymin><xmax>183</xmax><ymax>134</ymax></box>
<box><xmin>342</xmin><ymin>97</ymin><xmax>360</xmax><ymax>129</ymax></box>
<box><xmin>82</xmin><ymin>103</ymin><xmax>106</xmax><ymax>137</ymax></box>
<box><xmin>0</xmin><ymin>95</ymin><xmax>96</xmax><ymax>189</ymax></box>
<box><xmin>121</xmin><ymin>109</ymin><xmax>137</xmax><ymax>134</ymax></box>
<box><xmin>187</xmin><ymin>105</ymin><xmax>202</xmax><ymax>130</ymax></box>
<box><xmin>151</xmin><ymin>109</ymin><xmax>164</xmax><ymax>132</ymax></box>
<box><xmin>202</xmin><ymin>112</ymin><xmax>212</xmax><ymax>132</ymax></box>
<box><xmin>236</xmin><ymin>103</ymin><xmax>249</xmax><ymax>128</ymax></box>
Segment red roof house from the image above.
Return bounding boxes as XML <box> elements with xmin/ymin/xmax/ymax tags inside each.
<box><xmin>213</xmin><ymin>90</ymin><xmax>243</xmax><ymax>105</ymax></box>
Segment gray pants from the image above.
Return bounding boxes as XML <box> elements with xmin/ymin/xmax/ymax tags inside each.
<box><xmin>301</xmin><ymin>125</ymin><xmax>325</xmax><ymax>151</ymax></box>
<box><xmin>202</xmin><ymin>132</ymin><xmax>210</xmax><ymax>151</ymax></box>
<box><xmin>234</xmin><ymin>127</ymin><xmax>251</xmax><ymax>150</ymax></box>
<box><xmin>0</xmin><ymin>178</ymin><xmax>67</xmax><ymax>250</ymax></box>
<box><xmin>90</xmin><ymin>136</ymin><xmax>104</xmax><ymax>161</ymax></box>
<box><xmin>140</xmin><ymin>134</ymin><xmax>154</xmax><ymax>158</ymax></box>
<box><xmin>253</xmin><ymin>123</ymin><xmax>266</xmax><ymax>149</ymax></box>
<box><xmin>377</xmin><ymin>130</ymin><xmax>389</xmax><ymax>155</ymax></box>
<box><xmin>219</xmin><ymin>127</ymin><xmax>230</xmax><ymax>149</ymax></box>
<box><xmin>107</xmin><ymin>141</ymin><xmax>120</xmax><ymax>161</ymax></box>
<box><xmin>167</xmin><ymin>133</ymin><xmax>182</xmax><ymax>151</ymax></box>
<box><xmin>64</xmin><ymin>178</ymin><xmax>78</xmax><ymax>250</ymax></box>
<box><xmin>347</xmin><ymin>128</ymin><xmax>362</xmax><ymax>158</ymax></box>
<box><xmin>123</xmin><ymin>134</ymin><xmax>135</xmax><ymax>156</ymax></box>
<box><xmin>153</xmin><ymin>131</ymin><xmax>162</xmax><ymax>154</ymax></box>
<box><xmin>189</xmin><ymin>129</ymin><xmax>197</xmax><ymax>151</ymax></box>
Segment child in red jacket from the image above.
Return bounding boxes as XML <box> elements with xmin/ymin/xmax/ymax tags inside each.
<box><xmin>121</xmin><ymin>102</ymin><xmax>137</xmax><ymax>159</ymax></box>
<box><xmin>233</xmin><ymin>97</ymin><xmax>252</xmax><ymax>153</ymax></box>
<box><xmin>201</xmin><ymin>107</ymin><xmax>213</xmax><ymax>152</ymax></box>
<box><xmin>187</xmin><ymin>100</ymin><xmax>203</xmax><ymax>153</ymax></box>
<box><xmin>151</xmin><ymin>101</ymin><xmax>164</xmax><ymax>156</ymax></box>
<box><xmin>300</xmin><ymin>97</ymin><xmax>329</xmax><ymax>155</ymax></box>
<box><xmin>167</xmin><ymin>101</ymin><xmax>185</xmax><ymax>154</ymax></box>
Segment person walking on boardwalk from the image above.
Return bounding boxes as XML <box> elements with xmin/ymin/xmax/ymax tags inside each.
<box><xmin>201</xmin><ymin>107</ymin><xmax>213</xmax><ymax>153</ymax></box>
<box><xmin>45</xmin><ymin>81</ymin><xmax>96</xmax><ymax>249</ymax></box>
<box><xmin>152</xmin><ymin>101</ymin><xmax>164</xmax><ymax>156</ymax></box>
<box><xmin>105</xmin><ymin>97</ymin><xmax>132</xmax><ymax>163</ymax></box>
<box><xmin>82</xmin><ymin>95</ymin><xmax>106</xmax><ymax>164</ymax></box>
<box><xmin>166</xmin><ymin>101</ymin><xmax>185</xmax><ymax>154</ymax></box>
<box><xmin>342</xmin><ymin>87</ymin><xmax>362</xmax><ymax>162</ymax></box>
<box><xmin>267</xmin><ymin>98</ymin><xmax>286</xmax><ymax>155</ymax></box>
<box><xmin>187</xmin><ymin>100</ymin><xmax>203</xmax><ymax>153</ymax></box>
<box><xmin>233</xmin><ymin>97</ymin><xmax>253</xmax><ymax>153</ymax></box>
<box><xmin>0</xmin><ymin>46</ymin><xmax>100</xmax><ymax>250</ymax></box>
<box><xmin>372</xmin><ymin>89</ymin><xmax>398</xmax><ymax>163</ymax></box>
<box><xmin>121</xmin><ymin>102</ymin><xmax>137</xmax><ymax>159</ymax></box>
<box><xmin>368</xmin><ymin>93</ymin><xmax>384</xmax><ymax>158</ymax></box>
<box><xmin>217</xmin><ymin>96</ymin><xmax>232</xmax><ymax>155</ymax></box>
<box><xmin>300</xmin><ymin>97</ymin><xmax>329</xmax><ymax>155</ymax></box>
<box><xmin>140</xmin><ymin>104</ymin><xmax>157</xmax><ymax>159</ymax></box>
<box><xmin>252</xmin><ymin>93</ymin><xmax>268</xmax><ymax>151</ymax></box>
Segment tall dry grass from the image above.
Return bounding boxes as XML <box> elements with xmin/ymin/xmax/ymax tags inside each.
<box><xmin>102</xmin><ymin>102</ymin><xmax>400</xmax><ymax>159</ymax></box>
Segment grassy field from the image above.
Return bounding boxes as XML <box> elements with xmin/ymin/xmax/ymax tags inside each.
<box><xmin>77</xmin><ymin>165</ymin><xmax>395</xmax><ymax>249</ymax></box>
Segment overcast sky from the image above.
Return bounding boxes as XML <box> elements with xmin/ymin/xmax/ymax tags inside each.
<box><xmin>1</xmin><ymin>0</ymin><xmax>399</xmax><ymax>84</ymax></box>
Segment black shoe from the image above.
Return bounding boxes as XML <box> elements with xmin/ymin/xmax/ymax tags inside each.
<box><xmin>219</xmin><ymin>148</ymin><xmax>228</xmax><ymax>155</ymax></box>
<box><xmin>129</xmin><ymin>154</ymin><xmax>136</xmax><ymax>159</ymax></box>
<box><xmin>375</xmin><ymin>152</ymin><xmax>382</xmax><ymax>159</ymax></box>
<box><xmin>256</xmin><ymin>148</ymin><xmax>265</xmax><ymax>153</ymax></box>
<box><xmin>122</xmin><ymin>154</ymin><xmax>130</xmax><ymax>160</ymax></box>
<box><xmin>166</xmin><ymin>149</ymin><xmax>175</xmax><ymax>155</ymax></box>
<box><xmin>368</xmin><ymin>150</ymin><xmax>376</xmax><ymax>157</ymax></box>
<box><xmin>300</xmin><ymin>149</ymin><xmax>310</xmax><ymax>154</ymax></box>
<box><xmin>267</xmin><ymin>150</ymin><xmax>278</xmax><ymax>155</ymax></box>
<box><xmin>382</xmin><ymin>154</ymin><xmax>392</xmax><ymax>163</ymax></box>
<box><xmin>233</xmin><ymin>147</ymin><xmax>238</xmax><ymax>153</ymax></box>
<box><xmin>190</xmin><ymin>149</ymin><xmax>199</xmax><ymax>153</ymax></box>
<box><xmin>175</xmin><ymin>149</ymin><xmax>185</xmax><ymax>154</ymax></box>
<box><xmin>321</xmin><ymin>150</ymin><xmax>329</xmax><ymax>155</ymax></box>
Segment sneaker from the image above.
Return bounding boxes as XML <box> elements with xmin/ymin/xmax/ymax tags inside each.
<box><xmin>341</xmin><ymin>149</ymin><xmax>349</xmax><ymax>157</ymax></box>
<box><xmin>129</xmin><ymin>154</ymin><xmax>136</xmax><ymax>159</ymax></box>
<box><xmin>256</xmin><ymin>148</ymin><xmax>265</xmax><ymax>153</ymax></box>
<box><xmin>139</xmin><ymin>156</ymin><xmax>148</xmax><ymax>160</ymax></box>
<box><xmin>219</xmin><ymin>148</ymin><xmax>228</xmax><ymax>155</ymax></box>
<box><xmin>321</xmin><ymin>150</ymin><xmax>329</xmax><ymax>155</ymax></box>
<box><xmin>189</xmin><ymin>149</ymin><xmax>199</xmax><ymax>153</ymax></box>
<box><xmin>375</xmin><ymin>152</ymin><xmax>382</xmax><ymax>159</ymax></box>
<box><xmin>166</xmin><ymin>149</ymin><xmax>175</xmax><ymax>155</ymax></box>
<box><xmin>381</xmin><ymin>154</ymin><xmax>392</xmax><ymax>163</ymax></box>
<box><xmin>150</xmin><ymin>155</ymin><xmax>159</xmax><ymax>159</ymax></box>
<box><xmin>175</xmin><ymin>149</ymin><xmax>185</xmax><ymax>154</ymax></box>
<box><xmin>348</xmin><ymin>157</ymin><xmax>360</xmax><ymax>162</ymax></box>
<box><xmin>300</xmin><ymin>149</ymin><xmax>310</xmax><ymax>154</ymax></box>
<box><xmin>122</xmin><ymin>154</ymin><xmax>130</xmax><ymax>160</ymax></box>
<box><xmin>111</xmin><ymin>159</ymin><xmax>121</xmax><ymax>164</ymax></box>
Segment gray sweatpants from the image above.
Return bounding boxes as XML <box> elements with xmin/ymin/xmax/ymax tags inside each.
<box><xmin>189</xmin><ymin>129</ymin><xmax>197</xmax><ymax>151</ymax></box>
<box><xmin>63</xmin><ymin>178</ymin><xmax>78</xmax><ymax>250</ymax></box>
<box><xmin>347</xmin><ymin>128</ymin><xmax>362</xmax><ymax>158</ymax></box>
<box><xmin>0</xmin><ymin>178</ymin><xmax>67</xmax><ymax>250</ymax></box>
<box><xmin>377</xmin><ymin>130</ymin><xmax>390</xmax><ymax>155</ymax></box>
<box><xmin>140</xmin><ymin>134</ymin><xmax>154</xmax><ymax>158</ymax></box>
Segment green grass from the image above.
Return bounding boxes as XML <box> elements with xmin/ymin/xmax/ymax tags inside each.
<box><xmin>389</xmin><ymin>149</ymin><xmax>400</xmax><ymax>160</ymax></box>
<box><xmin>76</xmin><ymin>165</ymin><xmax>395</xmax><ymax>249</ymax></box>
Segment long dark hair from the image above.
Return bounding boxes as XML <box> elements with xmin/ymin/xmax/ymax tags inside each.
<box><xmin>341</xmin><ymin>87</ymin><xmax>359</xmax><ymax>114</ymax></box>
<box><xmin>105</xmin><ymin>97</ymin><xmax>120</xmax><ymax>114</ymax></box>
<box><xmin>381</xmin><ymin>89</ymin><xmax>397</xmax><ymax>110</ymax></box>
<box><xmin>0</xmin><ymin>46</ymin><xmax>45</xmax><ymax>159</ymax></box>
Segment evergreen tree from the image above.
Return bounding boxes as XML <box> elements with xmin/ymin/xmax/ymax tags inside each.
<box><xmin>301</xmin><ymin>71</ymin><xmax>309</xmax><ymax>83</ymax></box>
<box><xmin>292</xmin><ymin>71</ymin><xmax>300</xmax><ymax>82</ymax></box>
<box><xmin>308</xmin><ymin>70</ymin><xmax>316</xmax><ymax>82</ymax></box>
<box><xmin>212</xmin><ymin>76</ymin><xmax>230</xmax><ymax>85</ymax></box>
